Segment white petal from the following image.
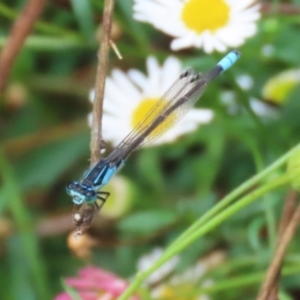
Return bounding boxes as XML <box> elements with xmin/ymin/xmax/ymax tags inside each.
<box><xmin>185</xmin><ymin>109</ymin><xmax>214</xmax><ymax>123</ymax></box>
<box><xmin>127</xmin><ymin>70</ymin><xmax>147</xmax><ymax>89</ymax></box>
<box><xmin>212</xmin><ymin>38</ymin><xmax>227</xmax><ymax>53</ymax></box>
<box><xmin>202</xmin><ymin>32</ymin><xmax>215</xmax><ymax>53</ymax></box>
<box><xmin>111</xmin><ymin>70</ymin><xmax>141</xmax><ymax>100</ymax></box>
<box><xmin>144</xmin><ymin>57</ymin><xmax>162</xmax><ymax>96</ymax></box>
<box><xmin>229</xmin><ymin>0</ymin><xmax>257</xmax><ymax>12</ymax></box>
<box><xmin>160</xmin><ymin>56</ymin><xmax>182</xmax><ymax>93</ymax></box>
<box><xmin>194</xmin><ymin>35</ymin><xmax>204</xmax><ymax>48</ymax></box>
<box><xmin>171</xmin><ymin>34</ymin><xmax>197</xmax><ymax>50</ymax></box>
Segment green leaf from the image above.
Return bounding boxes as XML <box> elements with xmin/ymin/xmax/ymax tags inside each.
<box><xmin>70</xmin><ymin>0</ymin><xmax>95</xmax><ymax>43</ymax></box>
<box><xmin>16</xmin><ymin>132</ymin><xmax>89</xmax><ymax>190</ymax></box>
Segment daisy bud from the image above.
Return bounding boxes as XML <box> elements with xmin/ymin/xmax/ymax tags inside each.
<box><xmin>262</xmin><ymin>69</ymin><xmax>300</xmax><ymax>104</ymax></box>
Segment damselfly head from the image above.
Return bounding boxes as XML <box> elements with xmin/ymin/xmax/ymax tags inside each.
<box><xmin>66</xmin><ymin>181</ymin><xmax>97</xmax><ymax>204</ymax></box>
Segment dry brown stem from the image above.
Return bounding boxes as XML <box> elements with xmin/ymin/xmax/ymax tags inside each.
<box><xmin>0</xmin><ymin>0</ymin><xmax>47</xmax><ymax>92</ymax></box>
<box><xmin>257</xmin><ymin>191</ymin><xmax>299</xmax><ymax>300</ymax></box>
<box><xmin>90</xmin><ymin>0</ymin><xmax>115</xmax><ymax>165</ymax></box>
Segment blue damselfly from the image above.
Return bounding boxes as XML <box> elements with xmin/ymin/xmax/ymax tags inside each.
<box><xmin>67</xmin><ymin>50</ymin><xmax>241</xmax><ymax>232</ymax></box>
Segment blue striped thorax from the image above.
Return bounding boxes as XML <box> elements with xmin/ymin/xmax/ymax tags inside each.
<box><xmin>66</xmin><ymin>158</ymin><xmax>125</xmax><ymax>205</ymax></box>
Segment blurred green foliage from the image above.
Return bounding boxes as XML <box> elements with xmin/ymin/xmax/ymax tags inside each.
<box><xmin>1</xmin><ymin>0</ymin><xmax>300</xmax><ymax>299</ymax></box>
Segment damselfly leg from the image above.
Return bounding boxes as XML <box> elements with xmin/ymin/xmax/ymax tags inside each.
<box><xmin>72</xmin><ymin>191</ymin><xmax>110</xmax><ymax>234</ymax></box>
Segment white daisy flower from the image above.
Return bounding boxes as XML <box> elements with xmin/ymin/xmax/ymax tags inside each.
<box><xmin>137</xmin><ymin>248</ymin><xmax>180</xmax><ymax>285</ymax></box>
<box><xmin>89</xmin><ymin>56</ymin><xmax>214</xmax><ymax>147</ymax></box>
<box><xmin>133</xmin><ymin>0</ymin><xmax>261</xmax><ymax>53</ymax></box>
<box><xmin>137</xmin><ymin>249</ymin><xmax>225</xmax><ymax>300</ymax></box>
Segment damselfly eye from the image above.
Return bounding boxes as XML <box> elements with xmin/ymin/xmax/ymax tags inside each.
<box><xmin>85</xmin><ymin>190</ymin><xmax>96</xmax><ymax>198</ymax></box>
<box><xmin>66</xmin><ymin>182</ymin><xmax>78</xmax><ymax>190</ymax></box>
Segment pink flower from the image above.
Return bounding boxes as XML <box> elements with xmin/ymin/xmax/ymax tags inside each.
<box><xmin>55</xmin><ymin>266</ymin><xmax>139</xmax><ymax>300</ymax></box>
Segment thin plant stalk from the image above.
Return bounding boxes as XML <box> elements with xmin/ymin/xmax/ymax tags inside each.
<box><xmin>90</xmin><ymin>0</ymin><xmax>115</xmax><ymax>165</ymax></box>
<box><xmin>168</xmin><ymin>142</ymin><xmax>300</xmax><ymax>250</ymax></box>
<box><xmin>118</xmin><ymin>174</ymin><xmax>290</xmax><ymax>300</ymax></box>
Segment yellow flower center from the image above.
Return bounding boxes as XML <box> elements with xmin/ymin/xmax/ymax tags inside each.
<box><xmin>181</xmin><ymin>0</ymin><xmax>230</xmax><ymax>33</ymax></box>
<box><xmin>159</xmin><ymin>284</ymin><xmax>201</xmax><ymax>299</ymax></box>
<box><xmin>131</xmin><ymin>98</ymin><xmax>176</xmax><ymax>140</ymax></box>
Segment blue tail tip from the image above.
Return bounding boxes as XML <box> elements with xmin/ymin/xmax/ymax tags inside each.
<box><xmin>217</xmin><ymin>49</ymin><xmax>241</xmax><ymax>72</ymax></box>
<box><xmin>232</xmin><ymin>49</ymin><xmax>241</xmax><ymax>58</ymax></box>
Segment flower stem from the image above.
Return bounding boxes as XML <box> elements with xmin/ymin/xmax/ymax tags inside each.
<box><xmin>0</xmin><ymin>3</ymin><xmax>78</xmax><ymax>37</ymax></box>
<box><xmin>169</xmin><ymin>142</ymin><xmax>300</xmax><ymax>249</ymax></box>
<box><xmin>165</xmin><ymin>175</ymin><xmax>289</xmax><ymax>258</ymax></box>
<box><xmin>118</xmin><ymin>174</ymin><xmax>290</xmax><ymax>300</ymax></box>
<box><xmin>201</xmin><ymin>264</ymin><xmax>300</xmax><ymax>294</ymax></box>
<box><xmin>0</xmin><ymin>0</ymin><xmax>46</xmax><ymax>92</ymax></box>
<box><xmin>0</xmin><ymin>36</ymin><xmax>90</xmax><ymax>51</ymax></box>
<box><xmin>0</xmin><ymin>148</ymin><xmax>49</xmax><ymax>299</ymax></box>
<box><xmin>90</xmin><ymin>0</ymin><xmax>115</xmax><ymax>165</ymax></box>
